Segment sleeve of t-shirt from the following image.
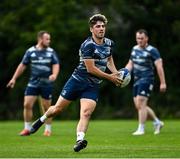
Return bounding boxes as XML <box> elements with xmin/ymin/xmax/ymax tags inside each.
<box><xmin>151</xmin><ymin>48</ymin><xmax>161</xmax><ymax>61</ymax></box>
<box><xmin>21</xmin><ymin>50</ymin><xmax>30</xmax><ymax>65</ymax></box>
<box><xmin>130</xmin><ymin>49</ymin><xmax>134</xmax><ymax>60</ymax></box>
<box><xmin>110</xmin><ymin>40</ymin><xmax>114</xmax><ymax>56</ymax></box>
<box><xmin>81</xmin><ymin>42</ymin><xmax>94</xmax><ymax>59</ymax></box>
<box><xmin>52</xmin><ymin>51</ymin><xmax>60</xmax><ymax>64</ymax></box>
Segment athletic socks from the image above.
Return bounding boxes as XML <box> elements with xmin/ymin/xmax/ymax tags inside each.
<box><xmin>138</xmin><ymin>123</ymin><xmax>145</xmax><ymax>132</ymax></box>
<box><xmin>45</xmin><ymin>124</ymin><xmax>52</xmax><ymax>132</ymax></box>
<box><xmin>24</xmin><ymin>122</ymin><xmax>31</xmax><ymax>130</ymax></box>
<box><xmin>40</xmin><ymin>114</ymin><xmax>47</xmax><ymax>122</ymax></box>
<box><xmin>77</xmin><ymin>132</ymin><xmax>85</xmax><ymax>141</ymax></box>
<box><xmin>154</xmin><ymin>118</ymin><xmax>161</xmax><ymax>124</ymax></box>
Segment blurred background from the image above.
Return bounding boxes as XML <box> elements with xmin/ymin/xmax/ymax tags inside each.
<box><xmin>0</xmin><ymin>0</ymin><xmax>179</xmax><ymax>120</ymax></box>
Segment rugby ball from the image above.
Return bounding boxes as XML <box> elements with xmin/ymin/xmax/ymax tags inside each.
<box><xmin>118</xmin><ymin>68</ymin><xmax>131</xmax><ymax>88</ymax></box>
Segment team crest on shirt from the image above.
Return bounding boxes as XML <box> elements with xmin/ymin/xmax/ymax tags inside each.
<box><xmin>61</xmin><ymin>90</ymin><xmax>67</xmax><ymax>96</ymax></box>
<box><xmin>94</xmin><ymin>49</ymin><xmax>99</xmax><ymax>54</ymax></box>
<box><xmin>31</xmin><ymin>52</ymin><xmax>36</xmax><ymax>57</ymax></box>
<box><xmin>94</xmin><ymin>48</ymin><xmax>110</xmax><ymax>58</ymax></box>
<box><xmin>46</xmin><ymin>52</ymin><xmax>52</xmax><ymax>57</ymax></box>
<box><xmin>143</xmin><ymin>51</ymin><xmax>149</xmax><ymax>57</ymax></box>
<box><xmin>140</xmin><ymin>91</ymin><xmax>146</xmax><ymax>95</ymax></box>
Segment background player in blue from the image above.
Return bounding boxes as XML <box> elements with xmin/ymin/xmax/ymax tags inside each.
<box><xmin>29</xmin><ymin>14</ymin><xmax>122</xmax><ymax>152</ymax></box>
<box><xmin>7</xmin><ymin>31</ymin><xmax>60</xmax><ymax>136</ymax></box>
<box><xmin>125</xmin><ymin>29</ymin><xmax>167</xmax><ymax>135</ymax></box>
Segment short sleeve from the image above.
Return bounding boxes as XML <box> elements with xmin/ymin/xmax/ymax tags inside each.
<box><xmin>110</xmin><ymin>40</ymin><xmax>114</xmax><ymax>55</ymax></box>
<box><xmin>130</xmin><ymin>49</ymin><xmax>134</xmax><ymax>60</ymax></box>
<box><xmin>21</xmin><ymin>50</ymin><xmax>30</xmax><ymax>65</ymax></box>
<box><xmin>151</xmin><ymin>48</ymin><xmax>161</xmax><ymax>61</ymax></box>
<box><xmin>80</xmin><ymin>43</ymin><xmax>94</xmax><ymax>59</ymax></box>
<box><xmin>51</xmin><ymin>51</ymin><xmax>60</xmax><ymax>64</ymax></box>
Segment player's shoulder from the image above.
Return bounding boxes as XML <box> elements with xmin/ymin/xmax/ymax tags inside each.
<box><xmin>132</xmin><ymin>45</ymin><xmax>157</xmax><ymax>51</ymax></box>
<box><xmin>146</xmin><ymin>45</ymin><xmax>160</xmax><ymax>55</ymax></box>
<box><xmin>81</xmin><ymin>37</ymin><xmax>94</xmax><ymax>49</ymax></box>
<box><xmin>146</xmin><ymin>45</ymin><xmax>157</xmax><ymax>51</ymax></box>
<box><xmin>132</xmin><ymin>45</ymin><xmax>139</xmax><ymax>50</ymax></box>
<box><xmin>46</xmin><ymin>47</ymin><xmax>54</xmax><ymax>52</ymax></box>
<box><xmin>82</xmin><ymin>37</ymin><xmax>94</xmax><ymax>44</ymax></box>
<box><xmin>26</xmin><ymin>46</ymin><xmax>36</xmax><ymax>52</ymax></box>
<box><xmin>82</xmin><ymin>37</ymin><xmax>114</xmax><ymax>46</ymax></box>
<box><xmin>26</xmin><ymin>46</ymin><xmax>55</xmax><ymax>53</ymax></box>
<box><xmin>104</xmin><ymin>37</ymin><xmax>114</xmax><ymax>46</ymax></box>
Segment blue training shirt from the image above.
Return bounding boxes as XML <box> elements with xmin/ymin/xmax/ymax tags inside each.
<box><xmin>130</xmin><ymin>45</ymin><xmax>161</xmax><ymax>85</ymax></box>
<box><xmin>72</xmin><ymin>37</ymin><xmax>114</xmax><ymax>84</ymax></box>
<box><xmin>21</xmin><ymin>46</ymin><xmax>59</xmax><ymax>87</ymax></box>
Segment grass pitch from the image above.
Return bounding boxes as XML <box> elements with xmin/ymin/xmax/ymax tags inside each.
<box><xmin>0</xmin><ymin>120</ymin><xmax>180</xmax><ymax>158</ymax></box>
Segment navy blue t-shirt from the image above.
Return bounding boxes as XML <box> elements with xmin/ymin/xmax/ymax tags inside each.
<box><xmin>130</xmin><ymin>45</ymin><xmax>161</xmax><ymax>85</ymax></box>
<box><xmin>72</xmin><ymin>37</ymin><xmax>114</xmax><ymax>84</ymax></box>
<box><xmin>21</xmin><ymin>46</ymin><xmax>59</xmax><ymax>87</ymax></box>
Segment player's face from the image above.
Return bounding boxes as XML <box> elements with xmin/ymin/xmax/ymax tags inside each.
<box><xmin>90</xmin><ymin>21</ymin><xmax>106</xmax><ymax>39</ymax></box>
<box><xmin>40</xmin><ymin>33</ymin><xmax>51</xmax><ymax>48</ymax></box>
<box><xmin>136</xmin><ymin>32</ymin><xmax>148</xmax><ymax>48</ymax></box>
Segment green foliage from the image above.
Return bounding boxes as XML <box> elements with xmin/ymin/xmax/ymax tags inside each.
<box><xmin>0</xmin><ymin>0</ymin><xmax>179</xmax><ymax>119</ymax></box>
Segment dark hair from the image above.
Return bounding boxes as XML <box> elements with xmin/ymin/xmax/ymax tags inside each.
<box><xmin>89</xmin><ymin>14</ymin><xmax>108</xmax><ymax>27</ymax></box>
<box><xmin>136</xmin><ymin>29</ymin><xmax>148</xmax><ymax>37</ymax></box>
<box><xmin>37</xmin><ymin>30</ymin><xmax>49</xmax><ymax>38</ymax></box>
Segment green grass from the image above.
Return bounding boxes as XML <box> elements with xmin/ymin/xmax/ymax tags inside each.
<box><xmin>0</xmin><ymin>120</ymin><xmax>180</xmax><ymax>158</ymax></box>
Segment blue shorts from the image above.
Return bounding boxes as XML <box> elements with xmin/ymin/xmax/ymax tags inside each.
<box><xmin>24</xmin><ymin>85</ymin><xmax>53</xmax><ymax>100</ymax></box>
<box><xmin>133</xmin><ymin>83</ymin><xmax>154</xmax><ymax>97</ymax></box>
<box><xmin>60</xmin><ymin>76</ymin><xmax>99</xmax><ymax>102</ymax></box>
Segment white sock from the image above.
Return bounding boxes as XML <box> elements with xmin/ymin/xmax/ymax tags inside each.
<box><xmin>45</xmin><ymin>124</ymin><xmax>51</xmax><ymax>132</ymax></box>
<box><xmin>154</xmin><ymin>118</ymin><xmax>160</xmax><ymax>124</ymax></box>
<box><xmin>40</xmin><ymin>115</ymin><xmax>47</xmax><ymax>122</ymax></box>
<box><xmin>138</xmin><ymin>123</ymin><xmax>144</xmax><ymax>132</ymax></box>
<box><xmin>24</xmin><ymin>122</ymin><xmax>31</xmax><ymax>130</ymax></box>
<box><xmin>77</xmin><ymin>132</ymin><xmax>85</xmax><ymax>141</ymax></box>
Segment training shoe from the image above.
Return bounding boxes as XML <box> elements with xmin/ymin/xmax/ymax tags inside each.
<box><xmin>19</xmin><ymin>129</ymin><xmax>30</xmax><ymax>136</ymax></box>
<box><xmin>43</xmin><ymin>130</ymin><xmax>51</xmax><ymax>137</ymax></box>
<box><xmin>132</xmin><ymin>130</ymin><xmax>145</xmax><ymax>135</ymax></box>
<box><xmin>30</xmin><ymin>119</ymin><xmax>44</xmax><ymax>134</ymax></box>
<box><xmin>154</xmin><ymin>121</ymin><xmax>164</xmax><ymax>135</ymax></box>
<box><xmin>73</xmin><ymin>140</ymin><xmax>88</xmax><ymax>152</ymax></box>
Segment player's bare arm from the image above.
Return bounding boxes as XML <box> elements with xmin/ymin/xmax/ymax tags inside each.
<box><xmin>107</xmin><ymin>55</ymin><xmax>118</xmax><ymax>73</ymax></box>
<box><xmin>84</xmin><ymin>58</ymin><xmax>121</xmax><ymax>86</ymax></box>
<box><xmin>125</xmin><ymin>60</ymin><xmax>133</xmax><ymax>72</ymax></box>
<box><xmin>49</xmin><ymin>64</ymin><xmax>60</xmax><ymax>81</ymax></box>
<box><xmin>154</xmin><ymin>58</ymin><xmax>167</xmax><ymax>92</ymax></box>
<box><xmin>7</xmin><ymin>63</ymin><xmax>27</xmax><ymax>88</ymax></box>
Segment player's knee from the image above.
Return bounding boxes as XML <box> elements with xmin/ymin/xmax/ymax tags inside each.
<box><xmin>135</xmin><ymin>104</ymin><xmax>140</xmax><ymax>110</ymax></box>
<box><xmin>24</xmin><ymin>102</ymin><xmax>32</xmax><ymax>110</ymax></box>
<box><xmin>82</xmin><ymin>109</ymin><xmax>92</xmax><ymax>119</ymax></box>
<box><xmin>135</xmin><ymin>103</ymin><xmax>146</xmax><ymax>110</ymax></box>
<box><xmin>136</xmin><ymin>99</ymin><xmax>146</xmax><ymax>110</ymax></box>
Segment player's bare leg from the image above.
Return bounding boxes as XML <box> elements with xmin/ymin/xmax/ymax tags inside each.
<box><xmin>30</xmin><ymin>96</ymin><xmax>71</xmax><ymax>134</ymax></box>
<box><xmin>132</xmin><ymin>96</ymin><xmax>147</xmax><ymax>135</ymax></box>
<box><xmin>146</xmin><ymin>106</ymin><xmax>157</xmax><ymax>119</ymax></box>
<box><xmin>74</xmin><ymin>98</ymin><xmax>96</xmax><ymax>152</ymax></box>
<box><xmin>19</xmin><ymin>96</ymin><xmax>37</xmax><ymax>136</ymax></box>
<box><xmin>40</xmin><ymin>98</ymin><xmax>53</xmax><ymax>136</ymax></box>
<box><xmin>146</xmin><ymin>106</ymin><xmax>164</xmax><ymax>134</ymax></box>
